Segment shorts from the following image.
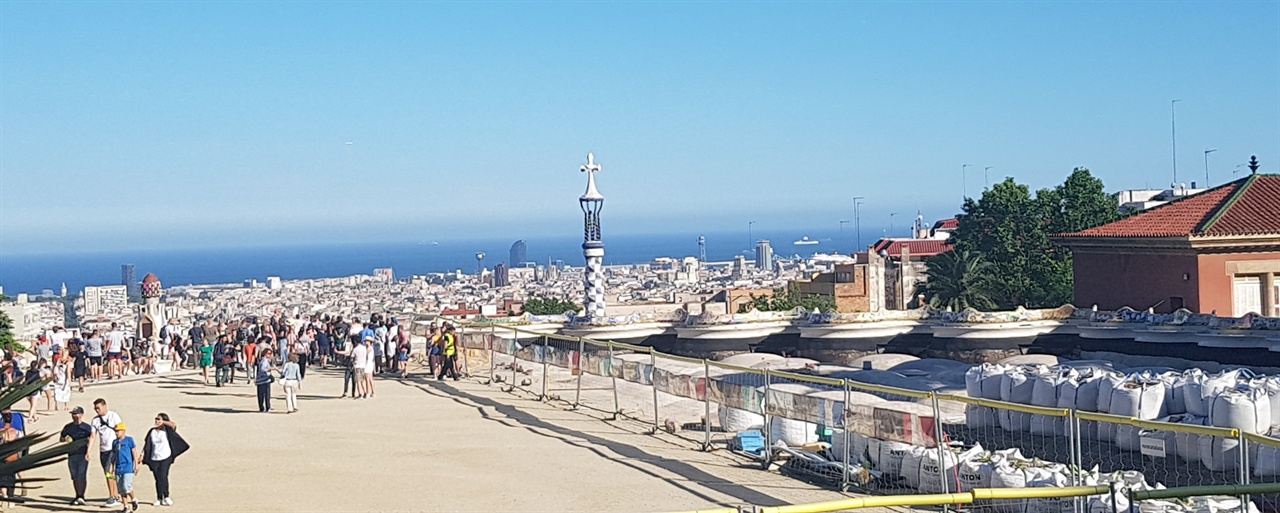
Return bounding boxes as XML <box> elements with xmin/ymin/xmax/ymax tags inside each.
<box><xmin>117</xmin><ymin>472</ymin><xmax>134</xmax><ymax>494</ymax></box>
<box><xmin>99</xmin><ymin>451</ymin><xmax>113</xmax><ymax>475</ymax></box>
<box><xmin>429</xmin><ymin>346</ymin><xmax>441</xmax><ymax>356</ymax></box>
<box><xmin>89</xmin><ymin>356</ymin><xmax>103</xmax><ymax>366</ymax></box>
<box><xmin>354</xmin><ymin>368</ymin><xmax>366</xmax><ymax>380</ymax></box>
<box><xmin>68</xmin><ymin>455</ymin><xmax>89</xmax><ymax>481</ymax></box>
<box><xmin>398</xmin><ymin>353</ymin><xmax>409</xmax><ymax>362</ymax></box>
<box><xmin>107</xmin><ymin>352</ymin><xmax>122</xmax><ymax>361</ymax></box>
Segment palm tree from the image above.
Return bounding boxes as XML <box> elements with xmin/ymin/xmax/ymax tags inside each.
<box><xmin>0</xmin><ymin>375</ymin><xmax>88</xmax><ymax>503</ymax></box>
<box><xmin>915</xmin><ymin>249</ymin><xmax>999</xmax><ymax>311</ymax></box>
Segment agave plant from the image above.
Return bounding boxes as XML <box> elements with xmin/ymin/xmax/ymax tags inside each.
<box><xmin>0</xmin><ymin>376</ymin><xmax>87</xmax><ymax>501</ymax></box>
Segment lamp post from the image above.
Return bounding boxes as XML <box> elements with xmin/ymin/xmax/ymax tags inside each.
<box><xmin>1204</xmin><ymin>149</ymin><xmax>1217</xmax><ymax>187</ymax></box>
<box><xmin>839</xmin><ymin>220</ymin><xmax>850</xmax><ymax>249</ymax></box>
<box><xmin>962</xmin><ymin>164</ymin><xmax>972</xmax><ymax>200</ymax></box>
<box><xmin>852</xmin><ymin>197</ymin><xmax>864</xmax><ymax>251</ymax></box>
<box><xmin>984</xmin><ymin>166</ymin><xmax>995</xmax><ymax>191</ymax></box>
<box><xmin>1171</xmin><ymin>99</ymin><xmax>1181</xmax><ymax>184</ymax></box>
<box><xmin>889</xmin><ymin>212</ymin><xmax>898</xmax><ymax>236</ymax></box>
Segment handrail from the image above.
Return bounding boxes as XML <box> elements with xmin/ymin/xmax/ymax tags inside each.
<box><xmin>768</xmin><ymin>369</ymin><xmax>846</xmax><ymax>388</ymax></box>
<box><xmin>1244</xmin><ymin>431</ymin><xmax>1280</xmax><ymax>449</ymax></box>
<box><xmin>936</xmin><ymin>393</ymin><xmax>1071</xmax><ymax>417</ymax></box>
<box><xmin>1074</xmin><ymin>411</ymin><xmax>1240</xmax><ymax>438</ymax></box>
<box><xmin>1130</xmin><ymin>482</ymin><xmax>1280</xmax><ymax>500</ymax></box>
<box><xmin>753</xmin><ymin>486</ymin><xmax>1109</xmax><ymax>513</ymax></box>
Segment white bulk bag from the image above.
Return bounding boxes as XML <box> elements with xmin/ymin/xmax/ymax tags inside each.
<box><xmin>769</xmin><ymin>416</ymin><xmax>818</xmax><ymax>447</ymax></box>
<box><xmin>1209</xmin><ymin>385</ymin><xmax>1270</xmax><ymax>434</ymax></box>
<box><xmin>968</xmin><ymin>405</ymin><xmax>1000</xmax><ymax>430</ymax></box>
<box><xmin>1000</xmin><ymin>368</ymin><xmax>1038</xmax><ymax>432</ymax></box>
<box><xmin>1252</xmin><ymin>435</ymin><xmax>1280</xmax><ymax>477</ymax></box>
<box><xmin>968</xmin><ymin>363</ymin><xmax>1009</xmax><ymax>400</ymax></box>
<box><xmin>1164</xmin><ymin>372</ymin><xmax>1188</xmax><ymax>416</ymax></box>
<box><xmin>1026</xmin><ymin>465</ymin><xmax>1080</xmax><ymax>513</ymax></box>
<box><xmin>1076</xmin><ymin>374</ymin><xmax>1103</xmax><ymax>412</ymax></box>
<box><xmin>871</xmin><ymin>440</ymin><xmax>915</xmax><ymax>477</ymax></box>
<box><xmin>1030</xmin><ymin>369</ymin><xmax>1074</xmax><ymax>436</ymax></box>
<box><xmin>1200</xmin><ymin>436</ymin><xmax>1246</xmax><ymax>472</ymax></box>
<box><xmin>1186</xmin><ymin>369</ymin><xmax>1249</xmax><ymax>418</ymax></box>
<box><xmin>898</xmin><ymin>445</ymin><xmax>932</xmax><ymax>490</ymax></box>
<box><xmin>1096</xmin><ymin>372</ymin><xmax>1128</xmax><ymax>442</ymax></box>
<box><xmin>718</xmin><ymin>406</ymin><xmax>764</xmax><ymax>433</ymax></box>
<box><xmin>1188</xmin><ymin>496</ymin><xmax>1260</xmax><ymax>513</ymax></box>
<box><xmin>830</xmin><ymin>429</ymin><xmax>871</xmax><ymax>464</ymax></box>
<box><xmin>1109</xmin><ymin>378</ymin><xmax>1167</xmax><ymax>421</ymax></box>
<box><xmin>989</xmin><ymin>461</ymin><xmax>1030</xmax><ymax>513</ymax></box>
<box><xmin>1161</xmin><ymin>414</ymin><xmax>1208</xmax><ymax>462</ymax></box>
<box><xmin>1261</xmin><ymin>377</ymin><xmax>1280</xmax><ymax>432</ymax></box>
<box><xmin>910</xmin><ymin>445</ymin><xmax>984</xmax><ymax>493</ymax></box>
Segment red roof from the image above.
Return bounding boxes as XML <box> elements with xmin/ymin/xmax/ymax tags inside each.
<box><xmin>871</xmin><ymin>238</ymin><xmax>954</xmax><ymax>258</ymax></box>
<box><xmin>932</xmin><ymin>218</ymin><xmax>959</xmax><ymax>230</ymax></box>
<box><xmin>1059</xmin><ymin>175</ymin><xmax>1280</xmax><ymax>238</ymax></box>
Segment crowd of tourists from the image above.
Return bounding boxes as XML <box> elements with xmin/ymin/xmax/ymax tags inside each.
<box><xmin>1</xmin><ymin>311</ymin><xmax>464</xmax><ymax>509</ymax></box>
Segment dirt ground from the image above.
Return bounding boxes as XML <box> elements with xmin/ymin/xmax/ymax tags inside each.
<box><xmin>13</xmin><ymin>362</ymin><xmax>856</xmax><ymax>512</ymax></box>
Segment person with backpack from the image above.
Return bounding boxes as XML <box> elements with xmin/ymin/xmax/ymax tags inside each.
<box><xmin>437</xmin><ymin>325</ymin><xmax>460</xmax><ymax>381</ymax></box>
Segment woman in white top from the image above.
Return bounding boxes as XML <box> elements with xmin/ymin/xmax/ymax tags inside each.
<box><xmin>280</xmin><ymin>354</ymin><xmax>302</xmax><ymax>413</ymax></box>
<box><xmin>143</xmin><ymin>413</ymin><xmax>189</xmax><ymax>507</ymax></box>
<box><xmin>53</xmin><ymin>355</ymin><xmax>71</xmax><ymax>411</ymax></box>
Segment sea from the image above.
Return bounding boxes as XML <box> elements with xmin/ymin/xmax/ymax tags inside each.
<box><xmin>0</xmin><ymin>227</ymin><xmax>887</xmax><ymax>295</ymax></box>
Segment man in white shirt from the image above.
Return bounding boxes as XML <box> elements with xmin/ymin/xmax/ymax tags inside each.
<box><xmin>104</xmin><ymin>323</ymin><xmax>126</xmax><ymax>379</ymax></box>
<box><xmin>350</xmin><ymin>340</ymin><xmax>369</xmax><ymax>399</ymax></box>
<box><xmin>88</xmin><ymin>398</ymin><xmax>124</xmax><ymax>508</ymax></box>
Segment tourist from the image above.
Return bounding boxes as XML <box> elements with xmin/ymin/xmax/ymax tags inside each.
<box><xmin>60</xmin><ymin>406</ymin><xmax>93</xmax><ymax>505</ymax></box>
<box><xmin>111</xmin><ymin>422</ymin><xmax>139</xmax><ymax>512</ymax></box>
<box><xmin>90</xmin><ymin>398</ymin><xmax>124</xmax><ymax>508</ymax></box>
<box><xmin>197</xmin><ymin>338</ymin><xmax>213</xmax><ymax>385</ymax></box>
<box><xmin>361</xmin><ymin>336</ymin><xmax>377</xmax><ymax>397</ymax></box>
<box><xmin>24</xmin><ymin>359</ymin><xmax>45</xmax><ymax>422</ymax></box>
<box><xmin>104</xmin><ymin>323</ymin><xmax>126</xmax><ymax>380</ymax></box>
<box><xmin>243</xmin><ymin>337</ymin><xmax>260</xmax><ymax>385</ymax></box>
<box><xmin>72</xmin><ymin>339</ymin><xmax>89</xmax><ymax>393</ymax></box>
<box><xmin>86</xmin><ymin>330</ymin><xmax>105</xmax><ymax>383</ymax></box>
<box><xmin>0</xmin><ymin>413</ymin><xmax>18</xmax><ymax>503</ymax></box>
<box><xmin>315</xmin><ymin>322</ymin><xmax>331</xmax><ymax>369</ymax></box>
<box><xmin>334</xmin><ymin>340</ymin><xmax>357</xmax><ymax>398</ymax></box>
<box><xmin>437</xmin><ymin>324</ymin><xmax>460</xmax><ymax>381</ymax></box>
<box><xmin>213</xmin><ymin>335</ymin><xmax>232</xmax><ymax>387</ymax></box>
<box><xmin>428</xmin><ymin>324</ymin><xmax>443</xmax><ymax>377</ymax></box>
<box><xmin>397</xmin><ymin>332</ymin><xmax>411</xmax><ymax>379</ymax></box>
<box><xmin>348</xmin><ymin>337</ymin><xmax>369</xmax><ymax>399</ymax></box>
<box><xmin>53</xmin><ymin>355</ymin><xmax>72</xmax><ymax>411</ymax></box>
<box><xmin>254</xmin><ymin>348</ymin><xmax>277</xmax><ymax>413</ymax></box>
<box><xmin>293</xmin><ymin>328</ymin><xmax>311</xmax><ymax>380</ymax></box>
<box><xmin>142</xmin><ymin>413</ymin><xmax>188</xmax><ymax>507</ymax></box>
<box><xmin>280</xmin><ymin>354</ymin><xmax>301</xmax><ymax>413</ymax></box>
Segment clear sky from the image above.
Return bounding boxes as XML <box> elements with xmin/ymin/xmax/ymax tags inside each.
<box><xmin>2</xmin><ymin>1</ymin><xmax>1277</xmax><ymax>255</ymax></box>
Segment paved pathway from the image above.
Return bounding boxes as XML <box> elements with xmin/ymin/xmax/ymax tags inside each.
<box><xmin>15</xmin><ymin>365</ymin><xmax>855</xmax><ymax>512</ymax></box>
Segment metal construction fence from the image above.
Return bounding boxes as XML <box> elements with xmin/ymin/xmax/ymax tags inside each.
<box><xmin>455</xmin><ymin>324</ymin><xmax>1279</xmax><ymax>513</ymax></box>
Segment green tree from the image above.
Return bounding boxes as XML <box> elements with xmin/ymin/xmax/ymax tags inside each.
<box><xmin>0</xmin><ymin>311</ymin><xmax>18</xmax><ymax>354</ymax></box>
<box><xmin>739</xmin><ymin>285</ymin><xmax>835</xmax><ymax>313</ymax></box>
<box><xmin>915</xmin><ymin>249</ymin><xmax>999</xmax><ymax>311</ymax></box>
<box><xmin>523</xmin><ymin>296</ymin><xmax>582</xmax><ymax>316</ymax></box>
<box><xmin>953</xmin><ymin>168</ymin><xmax>1120</xmax><ymax>309</ymax></box>
<box><xmin>0</xmin><ymin>377</ymin><xmax>89</xmax><ymax>497</ymax></box>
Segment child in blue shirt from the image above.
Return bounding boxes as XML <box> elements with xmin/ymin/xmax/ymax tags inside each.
<box><xmin>112</xmin><ymin>423</ymin><xmax>140</xmax><ymax>512</ymax></box>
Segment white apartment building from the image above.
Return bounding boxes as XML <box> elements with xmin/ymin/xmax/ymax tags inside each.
<box><xmin>83</xmin><ymin>285</ymin><xmax>129</xmax><ymax>316</ymax></box>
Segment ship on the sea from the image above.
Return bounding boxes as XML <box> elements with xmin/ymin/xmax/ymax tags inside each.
<box><xmin>793</xmin><ymin>236</ymin><xmax>819</xmax><ymax>246</ymax></box>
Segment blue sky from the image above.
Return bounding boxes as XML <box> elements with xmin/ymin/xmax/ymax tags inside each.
<box><xmin>1</xmin><ymin>1</ymin><xmax>1277</xmax><ymax>254</ymax></box>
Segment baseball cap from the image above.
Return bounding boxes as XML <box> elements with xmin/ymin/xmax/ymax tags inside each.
<box><xmin>114</xmin><ymin>423</ymin><xmax>127</xmax><ymax>431</ymax></box>
<box><xmin>70</xmin><ymin>406</ymin><xmax>84</xmax><ymax>415</ymax></box>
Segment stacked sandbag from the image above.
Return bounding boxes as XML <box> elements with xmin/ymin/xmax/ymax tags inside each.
<box><xmin>900</xmin><ymin>444</ymin><xmax>984</xmax><ymax>493</ymax></box>
<box><xmin>1251</xmin><ymin>433</ymin><xmax>1280</xmax><ymax>477</ymax></box>
<box><xmin>1030</xmin><ymin>368</ymin><xmax>1077</xmax><ymax>436</ymax></box>
<box><xmin>868</xmin><ymin>439</ymin><xmax>917</xmax><ymax>479</ymax></box>
<box><xmin>1185</xmin><ymin>496</ymin><xmax>1260</xmax><ymax>513</ymax></box>
<box><xmin>1108</xmin><ymin>376</ymin><xmax>1167</xmax><ymax>451</ymax></box>
<box><xmin>1000</xmin><ymin>366</ymin><xmax>1042</xmax><ymax>432</ymax></box>
<box><xmin>989</xmin><ymin>459</ymin><xmax>1070</xmax><ymax>513</ymax></box>
<box><xmin>718</xmin><ymin>400</ymin><xmax>764</xmax><ymax>432</ymax></box>
<box><xmin>1094</xmin><ymin>371</ymin><xmax>1128</xmax><ymax>442</ymax></box>
<box><xmin>956</xmin><ymin>448</ymin><xmax>1026</xmax><ymax>491</ymax></box>
<box><xmin>1184</xmin><ymin>369</ymin><xmax>1250</xmax><ymax>418</ymax></box>
<box><xmin>1163</xmin><ymin>371</ymin><xmax>1188</xmax><ymax>416</ymax></box>
<box><xmin>1260</xmin><ymin>376</ymin><xmax>1280</xmax><ymax>433</ymax></box>
<box><xmin>766</xmin><ymin>383</ymin><xmax>823</xmax><ymax>446</ymax></box>
<box><xmin>967</xmin><ymin>363</ymin><xmax>1008</xmax><ymax>429</ymax></box>
<box><xmin>827</xmin><ymin>391</ymin><xmax>888</xmax><ymax>464</ymax></box>
<box><xmin>1026</xmin><ymin>464</ymin><xmax>1098</xmax><ymax>513</ymax></box>
<box><xmin>1202</xmin><ymin>383</ymin><xmax>1270</xmax><ymax>472</ymax></box>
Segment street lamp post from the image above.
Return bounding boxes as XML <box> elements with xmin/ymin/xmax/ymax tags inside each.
<box><xmin>852</xmin><ymin>197</ymin><xmax>864</xmax><ymax>251</ymax></box>
<box><xmin>962</xmin><ymin>164</ymin><xmax>973</xmax><ymax>200</ymax></box>
<box><xmin>889</xmin><ymin>212</ymin><xmax>898</xmax><ymax>236</ymax></box>
<box><xmin>1204</xmin><ymin>149</ymin><xmax>1217</xmax><ymax>187</ymax></box>
<box><xmin>984</xmin><ymin>166</ymin><xmax>995</xmax><ymax>190</ymax></box>
<box><xmin>1171</xmin><ymin>99</ymin><xmax>1181</xmax><ymax>184</ymax></box>
<box><xmin>839</xmin><ymin>220</ymin><xmax>850</xmax><ymax>249</ymax></box>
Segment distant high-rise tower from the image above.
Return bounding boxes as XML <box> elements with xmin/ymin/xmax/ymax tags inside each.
<box><xmin>579</xmin><ymin>153</ymin><xmax>606</xmax><ymax>321</ymax></box>
<box><xmin>755</xmin><ymin>240</ymin><xmax>775</xmax><ymax>272</ymax></box>
<box><xmin>509</xmin><ymin>240</ymin><xmax>527</xmax><ymax>267</ymax></box>
<box><xmin>121</xmin><ymin>264</ymin><xmax>137</xmax><ymax>299</ymax></box>
<box><xmin>698</xmin><ymin>235</ymin><xmax>707</xmax><ymax>262</ymax></box>
<box><xmin>494</xmin><ymin>263</ymin><xmax>510</xmax><ymax>287</ymax></box>
<box><xmin>475</xmin><ymin>252</ymin><xmax>486</xmax><ymax>274</ymax></box>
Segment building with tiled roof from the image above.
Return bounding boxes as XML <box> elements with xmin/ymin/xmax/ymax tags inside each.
<box><xmin>1053</xmin><ymin>169</ymin><xmax>1280</xmax><ymax>316</ymax></box>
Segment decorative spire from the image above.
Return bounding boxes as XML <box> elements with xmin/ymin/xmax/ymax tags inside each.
<box><xmin>580</xmin><ymin>152</ymin><xmax>603</xmax><ymax>201</ymax></box>
<box><xmin>1249</xmin><ymin>155</ymin><xmax>1260</xmax><ymax>175</ymax></box>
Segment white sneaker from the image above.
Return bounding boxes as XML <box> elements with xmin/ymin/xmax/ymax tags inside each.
<box><xmin>162</xmin><ymin>498</ymin><xmax>173</xmax><ymax>506</ymax></box>
<box><xmin>152</xmin><ymin>501</ymin><xmax>163</xmax><ymax>507</ymax></box>
<box><xmin>104</xmin><ymin>497</ymin><xmax>122</xmax><ymax>508</ymax></box>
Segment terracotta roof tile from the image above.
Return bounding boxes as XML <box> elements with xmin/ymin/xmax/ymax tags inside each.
<box><xmin>1058</xmin><ymin>175</ymin><xmax>1280</xmax><ymax>238</ymax></box>
<box><xmin>932</xmin><ymin>218</ymin><xmax>959</xmax><ymax>230</ymax></box>
<box><xmin>1203</xmin><ymin>175</ymin><xmax>1280</xmax><ymax>236</ymax></box>
<box><xmin>871</xmin><ymin>239</ymin><xmax>954</xmax><ymax>258</ymax></box>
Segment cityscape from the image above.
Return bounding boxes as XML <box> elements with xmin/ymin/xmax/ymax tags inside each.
<box><xmin>0</xmin><ymin>2</ymin><xmax>1278</xmax><ymax>513</ymax></box>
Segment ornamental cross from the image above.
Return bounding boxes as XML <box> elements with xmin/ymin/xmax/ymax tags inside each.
<box><xmin>581</xmin><ymin>152</ymin><xmax>601</xmax><ymax>175</ymax></box>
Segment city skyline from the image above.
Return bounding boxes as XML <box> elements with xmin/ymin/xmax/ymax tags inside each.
<box><xmin>2</xmin><ymin>2</ymin><xmax>1277</xmax><ymax>254</ymax></box>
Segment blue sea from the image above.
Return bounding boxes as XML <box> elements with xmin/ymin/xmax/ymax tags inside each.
<box><xmin>0</xmin><ymin>228</ymin><xmax>887</xmax><ymax>295</ymax></box>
